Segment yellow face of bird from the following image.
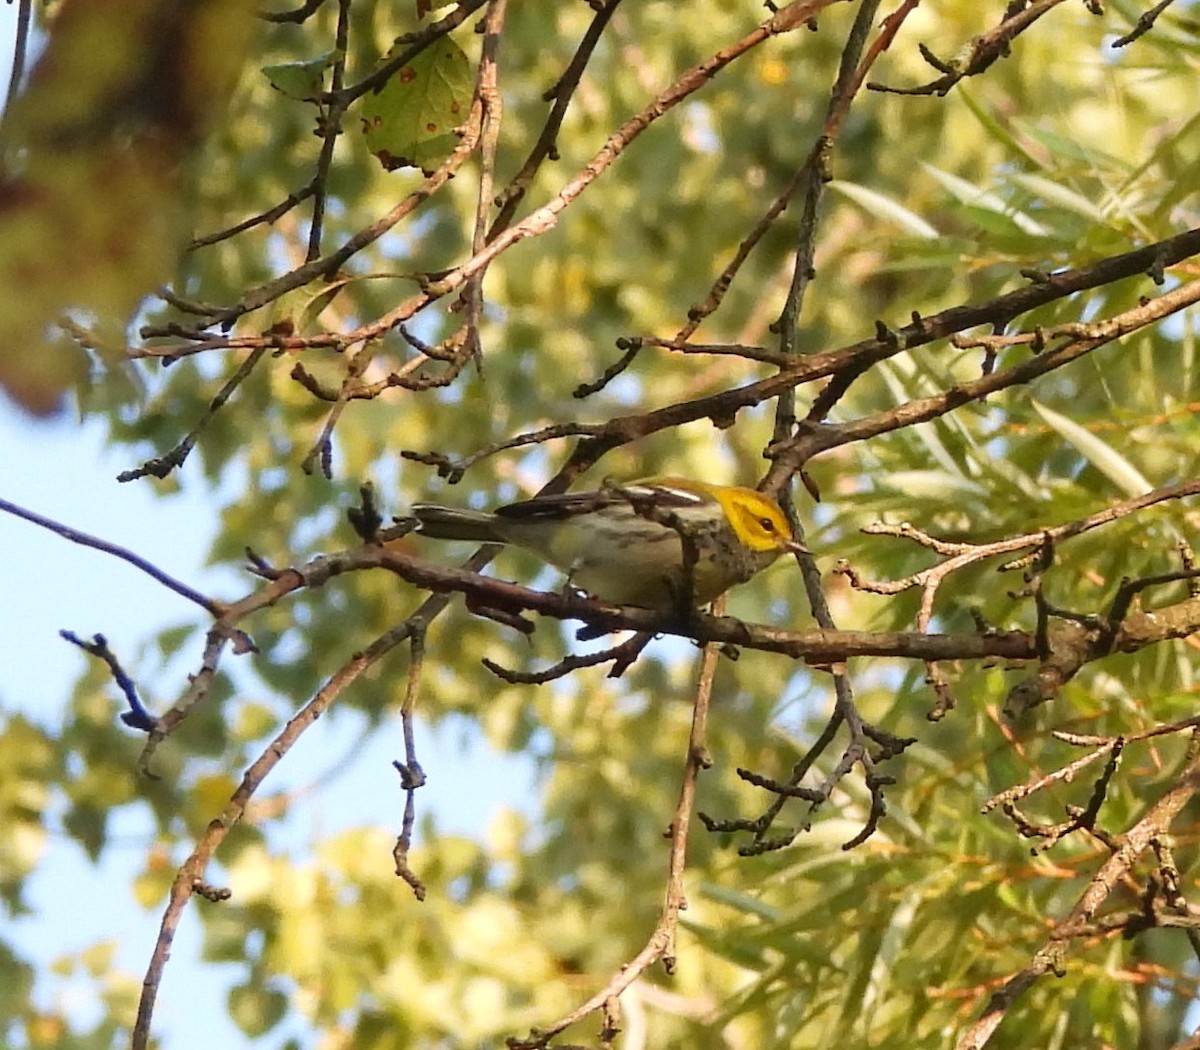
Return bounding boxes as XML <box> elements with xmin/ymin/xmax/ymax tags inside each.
<box><xmin>708</xmin><ymin>486</ymin><xmax>797</xmax><ymax>553</ymax></box>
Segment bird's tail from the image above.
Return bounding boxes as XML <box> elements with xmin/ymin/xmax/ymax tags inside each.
<box><xmin>411</xmin><ymin>505</ymin><xmax>506</xmax><ymax>543</ymax></box>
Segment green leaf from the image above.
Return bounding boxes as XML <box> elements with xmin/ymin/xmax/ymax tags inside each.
<box><xmin>203</xmin><ymin>909</ymin><xmax>253</xmax><ymax>963</ymax></box>
<box><xmin>699</xmin><ymin>882</ymin><xmax>783</xmax><ymax>921</ymax></box>
<box><xmin>229</xmin><ymin>983</ymin><xmax>288</xmax><ymax>1037</ymax></box>
<box><xmin>829</xmin><ymin>180</ymin><xmax>939</xmax><ymax>238</ymax></box>
<box><xmin>263</xmin><ymin>50</ymin><xmax>337</xmax><ymax>101</ymax></box>
<box><xmin>154</xmin><ymin>622</ymin><xmax>197</xmax><ymax>661</ymax></box>
<box><xmin>1010</xmin><ymin>172</ymin><xmax>1107</xmax><ymax>223</ymax></box>
<box><xmin>360</xmin><ymin>38</ymin><xmax>472</xmax><ymax>173</ymax></box>
<box><xmin>877</xmin><ymin>470</ymin><xmax>987</xmax><ymax>500</ymax></box>
<box><xmin>1031</xmin><ymin>399</ymin><xmax>1153</xmax><ymax>497</ymax></box>
<box><xmin>1015</xmin><ymin>120</ymin><xmax>1127</xmax><ymax>170</ymax></box>
<box><xmin>62</xmin><ymin>805</ymin><xmax>108</xmax><ymax>861</ymax></box>
<box><xmin>233</xmin><ymin>701</ymin><xmax>280</xmax><ymax>743</ymax></box>
<box><xmin>0</xmin><ymin>943</ymin><xmax>35</xmax><ymax>1023</ymax></box>
<box><xmin>957</xmin><ymin>87</ymin><xmax>1042</xmax><ymax>166</ymax></box>
<box><xmin>131</xmin><ymin>862</ymin><xmax>174</xmax><ymax>909</ymax></box>
<box><xmin>921</xmin><ymin>162</ymin><xmax>1050</xmax><ymax>237</ymax></box>
<box><xmin>261</xmin><ymin>276</ymin><xmax>349</xmax><ymax>336</ymax></box>
<box><xmin>79</xmin><ymin>940</ymin><xmax>118</xmax><ymax>978</ymax></box>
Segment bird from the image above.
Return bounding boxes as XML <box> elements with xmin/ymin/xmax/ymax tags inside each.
<box><xmin>410</xmin><ymin>476</ymin><xmax>804</xmax><ymax>610</ymax></box>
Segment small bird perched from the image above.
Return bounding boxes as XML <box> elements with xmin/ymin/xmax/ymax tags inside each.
<box><xmin>411</xmin><ymin>476</ymin><xmax>804</xmax><ymax>611</ymax></box>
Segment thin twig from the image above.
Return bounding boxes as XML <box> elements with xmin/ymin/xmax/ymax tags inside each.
<box><xmin>132</xmin><ymin>620</ymin><xmax>420</xmax><ymax>1050</ymax></box>
<box><xmin>490</xmin><ymin>0</ymin><xmax>622</xmax><ymax>233</ymax></box>
<box><xmin>0</xmin><ymin>497</ymin><xmax>222</xmax><ymax>616</ymax></box>
<box><xmin>764</xmin><ymin>275</ymin><xmax>1200</xmax><ymax>488</ymax></box>
<box><xmin>840</xmin><ymin>478</ymin><xmax>1200</xmax><ymax>635</ymax></box>
<box><xmin>483</xmin><ymin>632</ymin><xmax>652</xmax><ymax>683</ymax></box>
<box><xmin>1112</xmin><ymin>0</ymin><xmax>1178</xmax><ymax>47</ymax></box>
<box><xmin>955</xmin><ymin>734</ymin><xmax>1200</xmax><ymax>1050</ymax></box>
<box><xmin>0</xmin><ymin>0</ymin><xmax>32</xmax><ymax>128</ymax></box>
<box><xmin>305</xmin><ymin>0</ymin><xmax>352</xmax><ymax>261</ymax></box>
<box><xmin>180</xmin><ymin>0</ymin><xmax>834</xmax><ymax>352</ymax></box>
<box><xmin>329</xmin><ymin>0</ymin><xmax>488</xmax><ymax>107</ymax></box>
<box><xmin>509</xmin><ymin>602</ymin><xmax>723</xmax><ymax>1046</ymax></box>
<box><xmin>737</xmin><ymin>0</ymin><xmax>891</xmax><ymax>856</ymax></box>
<box><xmin>393</xmin><ymin>623</ymin><xmax>429</xmax><ymax>900</ymax></box>
<box><xmin>188</xmin><ymin>181</ymin><xmax>318</xmax><ymax>251</ymax></box>
<box><xmin>458</xmin><ymin>0</ymin><xmax>508</xmax><ymax>366</ymax></box>
<box><xmin>60</xmin><ymin>631</ymin><xmax>157</xmax><ymax>731</ymax></box>
<box><xmin>260</xmin><ymin>0</ymin><xmax>329</xmax><ymax>23</ymax></box>
<box><xmin>869</xmin><ymin>0</ymin><xmax>1077</xmax><ymax>96</ymax></box>
<box><xmin>118</xmin><ymin>348</ymin><xmax>269</xmax><ymax>483</ymax></box>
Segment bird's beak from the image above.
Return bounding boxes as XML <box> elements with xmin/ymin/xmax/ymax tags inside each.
<box><xmin>784</xmin><ymin>538</ymin><xmax>809</xmax><ymax>556</ymax></box>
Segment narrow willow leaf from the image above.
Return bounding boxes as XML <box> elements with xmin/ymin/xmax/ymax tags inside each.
<box><xmin>698</xmin><ymin>883</ymin><xmax>783</xmax><ymax>921</ymax></box>
<box><xmin>878</xmin><ymin>470</ymin><xmax>988</xmax><ymax>499</ymax></box>
<box><xmin>829</xmin><ymin>180</ymin><xmax>939</xmax><ymax>238</ymax></box>
<box><xmin>1015</xmin><ymin>119</ymin><xmax>1127</xmax><ymax>170</ymax></box>
<box><xmin>879</xmin><ymin>359</ymin><xmax>969</xmax><ymax>478</ymax></box>
<box><xmin>921</xmin><ymin>162</ymin><xmax>1050</xmax><ymax>237</ymax></box>
<box><xmin>1032</xmin><ymin>399</ymin><xmax>1152</xmax><ymax>496</ymax></box>
<box><xmin>958</xmin><ymin>86</ymin><xmax>1042</xmax><ymax>166</ymax></box>
<box><xmin>1010</xmin><ymin>172</ymin><xmax>1107</xmax><ymax>222</ymax></box>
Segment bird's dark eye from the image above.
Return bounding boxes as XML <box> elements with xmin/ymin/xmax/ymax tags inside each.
<box><xmin>758</xmin><ymin>516</ymin><xmax>777</xmax><ymax>533</ymax></box>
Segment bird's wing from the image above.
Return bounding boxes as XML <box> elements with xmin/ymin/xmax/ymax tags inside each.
<box><xmin>494</xmin><ymin>480</ymin><xmax>706</xmax><ymax>520</ymax></box>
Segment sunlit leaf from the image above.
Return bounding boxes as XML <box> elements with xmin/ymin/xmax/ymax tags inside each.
<box><xmin>1010</xmin><ymin>173</ymin><xmax>1107</xmax><ymax>223</ymax></box>
<box><xmin>263</xmin><ymin>50</ymin><xmax>337</xmax><ymax>102</ymax></box>
<box><xmin>921</xmin><ymin>162</ymin><xmax>1050</xmax><ymax>237</ymax></box>
<box><xmin>229</xmin><ymin>984</ymin><xmax>289</xmax><ymax>1037</ymax></box>
<box><xmin>829</xmin><ymin>180</ymin><xmax>939</xmax><ymax>238</ymax></box>
<box><xmin>958</xmin><ymin>87</ymin><xmax>1042</xmax><ymax>166</ymax></box>
<box><xmin>1032</xmin><ymin>399</ymin><xmax>1153</xmax><ymax>497</ymax></box>
<box><xmin>360</xmin><ymin>37</ymin><xmax>472</xmax><ymax>173</ymax></box>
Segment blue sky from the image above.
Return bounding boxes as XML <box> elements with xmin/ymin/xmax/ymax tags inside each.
<box><xmin>0</xmin><ymin>406</ymin><xmax>257</xmax><ymax>1045</ymax></box>
<box><xmin>0</xmin><ymin>394</ymin><xmax>537</xmax><ymax>1050</ymax></box>
<box><xmin>0</xmin><ymin>14</ymin><xmax>535</xmax><ymax>1047</ymax></box>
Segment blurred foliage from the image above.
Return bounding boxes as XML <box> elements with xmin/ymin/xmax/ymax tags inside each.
<box><xmin>0</xmin><ymin>0</ymin><xmax>258</xmax><ymax>415</ymax></box>
<box><xmin>3</xmin><ymin>1</ymin><xmax>1200</xmax><ymax>1048</ymax></box>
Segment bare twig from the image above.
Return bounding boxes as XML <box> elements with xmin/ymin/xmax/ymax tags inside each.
<box><xmin>260</xmin><ymin>0</ymin><xmax>329</xmax><ymax>23</ymax></box>
<box><xmin>118</xmin><ymin>348</ymin><xmax>269</xmax><ymax>483</ymax></box>
<box><xmin>731</xmin><ymin>0</ymin><xmax>896</xmax><ymax>858</ymax></box>
<box><xmin>132</xmin><ymin>619</ymin><xmax>421</xmax><ymax>1050</ymax></box>
<box><xmin>1112</xmin><ymin>0</ymin><xmax>1178</xmax><ymax>47</ymax></box>
<box><xmin>188</xmin><ymin>181</ymin><xmax>318</xmax><ymax>251</ymax></box>
<box><xmin>769</xmin><ymin>277</ymin><xmax>1200</xmax><ymax>485</ymax></box>
<box><xmin>869</xmin><ymin>0</ymin><xmax>1079</xmax><ymax>97</ymax></box>
<box><xmin>561</xmin><ymin>228</ymin><xmax>1200</xmax><ymax>491</ymax></box>
<box><xmin>329</xmin><ymin>0</ymin><xmax>488</xmax><ymax>107</ymax></box>
<box><xmin>0</xmin><ymin>0</ymin><xmax>32</xmax><ymax>130</ymax></box>
<box><xmin>674</xmin><ymin>0</ymin><xmax>920</xmax><ymax>349</ymax></box>
<box><xmin>999</xmin><ymin>739</ymin><xmax>1124</xmax><ymax>853</ymax></box>
<box><xmin>0</xmin><ymin>497</ymin><xmax>223</xmax><ymax>616</ymax></box>
<box><xmin>392</xmin><ymin>623</ymin><xmax>429</xmax><ymax>900</ymax></box>
<box><xmin>304</xmin><ymin>0</ymin><xmax>352</xmax><ymax>262</ymax></box>
<box><xmin>955</xmin><ymin>734</ymin><xmax>1200</xmax><ymax>1050</ymax></box>
<box><xmin>490</xmin><ymin>0</ymin><xmax>622</xmax><ymax>233</ymax></box>
<box><xmin>483</xmin><ymin>632</ymin><xmax>652</xmax><ymax>684</ymax></box>
<box><xmin>459</xmin><ymin>0</ymin><xmax>508</xmax><ymax>366</ymax></box>
<box><xmin>508</xmin><ymin>604</ymin><xmax>724</xmax><ymax>1046</ymax></box>
<box><xmin>60</xmin><ymin>631</ymin><xmax>157</xmax><ymax>731</ymax></box>
<box><xmin>299</xmin><ymin>343</ymin><xmax>377</xmax><ymax>477</ymax></box>
<box><xmin>839</xmin><ymin>478</ymin><xmax>1200</xmax><ymax>632</ymax></box>
<box><xmin>148</xmin><ymin>0</ymin><xmax>837</xmax><ymax>357</ymax></box>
